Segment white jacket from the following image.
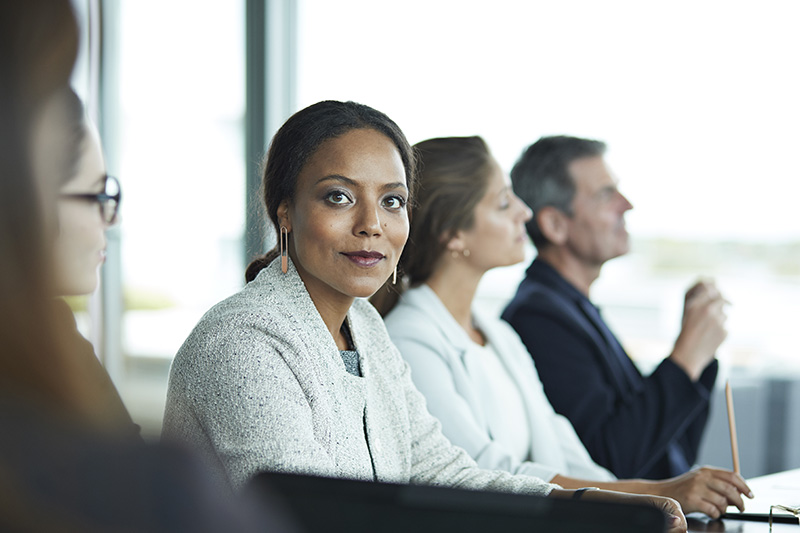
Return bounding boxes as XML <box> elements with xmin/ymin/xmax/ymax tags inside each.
<box><xmin>385</xmin><ymin>284</ymin><xmax>615</xmax><ymax>483</ymax></box>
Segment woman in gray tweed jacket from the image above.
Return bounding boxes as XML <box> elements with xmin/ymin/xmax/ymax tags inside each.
<box><xmin>161</xmin><ymin>100</ymin><xmax>686</xmax><ymax>531</ymax></box>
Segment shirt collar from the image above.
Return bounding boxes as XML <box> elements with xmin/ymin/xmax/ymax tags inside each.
<box><xmin>526</xmin><ymin>257</ymin><xmax>593</xmax><ymax>307</ymax></box>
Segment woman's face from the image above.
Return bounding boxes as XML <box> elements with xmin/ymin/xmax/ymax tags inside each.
<box><xmin>281</xmin><ymin>127</ymin><xmax>409</xmax><ymax>305</ymax></box>
<box><xmin>454</xmin><ymin>157</ymin><xmax>533</xmax><ymax>272</ymax></box>
<box><xmin>53</xmin><ymin>129</ymin><xmax>108</xmax><ymax>296</ymax></box>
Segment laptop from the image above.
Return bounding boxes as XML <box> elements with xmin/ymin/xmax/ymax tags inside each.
<box><xmin>247</xmin><ymin>471</ymin><xmax>668</xmax><ymax>532</ymax></box>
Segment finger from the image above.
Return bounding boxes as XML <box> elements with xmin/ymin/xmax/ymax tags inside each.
<box><xmin>726</xmin><ymin>472</ymin><xmax>754</xmax><ymax>499</ymax></box>
<box><xmin>703</xmin><ymin>468</ymin><xmax>754</xmax><ymax>498</ymax></box>
<box><xmin>685</xmin><ymin>282</ymin><xmax>706</xmax><ymax>300</ymax></box>
<box><xmin>699</xmin><ymin>499</ymin><xmax>723</xmax><ymax>520</ymax></box>
<box><xmin>708</xmin><ymin>489</ymin><xmax>733</xmax><ymax>515</ymax></box>
<box><xmin>666</xmin><ymin>514</ymin><xmax>687</xmax><ymax>533</ymax></box>
<box><xmin>688</xmin><ymin>295</ymin><xmax>728</xmax><ymax>323</ymax></box>
<box><xmin>708</xmin><ymin>300</ymin><xmax>729</xmax><ymax>322</ymax></box>
<box><xmin>685</xmin><ymin>289</ymin><xmax>718</xmax><ymax>311</ymax></box>
<box><xmin>690</xmin><ymin>282</ymin><xmax>727</xmax><ymax>307</ymax></box>
<box><xmin>705</xmin><ymin>478</ymin><xmax>745</xmax><ymax>512</ymax></box>
<box><xmin>685</xmin><ymin>282</ymin><xmax>711</xmax><ymax>303</ymax></box>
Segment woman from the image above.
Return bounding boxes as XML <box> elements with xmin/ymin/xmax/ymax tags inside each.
<box><xmin>163</xmin><ymin>101</ymin><xmax>686</xmax><ymax>531</ymax></box>
<box><xmin>0</xmin><ymin>4</ymin><xmax>291</xmax><ymax>529</ymax></box>
<box><xmin>50</xmin><ymin>96</ymin><xmax>141</xmax><ymax>436</ymax></box>
<box><xmin>377</xmin><ymin>135</ymin><xmax>752</xmax><ymax>520</ymax></box>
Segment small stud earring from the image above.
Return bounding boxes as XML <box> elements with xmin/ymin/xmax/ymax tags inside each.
<box><xmin>463</xmin><ymin>249</ymin><xmax>470</xmax><ymax>257</ymax></box>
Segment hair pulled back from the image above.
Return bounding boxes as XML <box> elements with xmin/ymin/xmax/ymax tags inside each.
<box><xmin>245</xmin><ymin>100</ymin><xmax>416</xmax><ymax>282</ymax></box>
<box><xmin>371</xmin><ymin>136</ymin><xmax>494</xmax><ymax>316</ymax></box>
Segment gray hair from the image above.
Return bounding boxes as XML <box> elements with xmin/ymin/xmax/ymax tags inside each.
<box><xmin>510</xmin><ymin>135</ymin><xmax>606</xmax><ymax>249</ymax></box>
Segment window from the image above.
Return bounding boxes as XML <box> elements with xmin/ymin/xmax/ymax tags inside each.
<box><xmin>100</xmin><ymin>0</ymin><xmax>247</xmax><ymax>435</ymax></box>
<box><xmin>296</xmin><ymin>0</ymin><xmax>800</xmax><ymax>374</ymax></box>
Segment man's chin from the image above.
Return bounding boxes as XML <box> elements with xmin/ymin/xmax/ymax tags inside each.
<box><xmin>608</xmin><ymin>243</ymin><xmax>631</xmax><ymax>262</ymax></box>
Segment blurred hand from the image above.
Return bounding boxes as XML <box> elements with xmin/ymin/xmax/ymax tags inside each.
<box><xmin>628</xmin><ymin>494</ymin><xmax>687</xmax><ymax>533</ymax></box>
<box><xmin>654</xmin><ymin>466</ymin><xmax>753</xmax><ymax>519</ymax></box>
<box><xmin>565</xmin><ymin>489</ymin><xmax>688</xmax><ymax>533</ymax></box>
<box><xmin>670</xmin><ymin>280</ymin><xmax>728</xmax><ymax>380</ymax></box>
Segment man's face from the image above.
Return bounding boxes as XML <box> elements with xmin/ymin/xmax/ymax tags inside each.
<box><xmin>563</xmin><ymin>155</ymin><xmax>633</xmax><ymax>268</ymax></box>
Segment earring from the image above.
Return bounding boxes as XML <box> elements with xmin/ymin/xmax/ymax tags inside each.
<box><xmin>463</xmin><ymin>249</ymin><xmax>470</xmax><ymax>257</ymax></box>
<box><xmin>392</xmin><ymin>265</ymin><xmax>397</xmax><ymax>285</ymax></box>
<box><xmin>280</xmin><ymin>226</ymin><xmax>289</xmax><ymax>274</ymax></box>
<box><xmin>451</xmin><ymin>250</ymin><xmax>459</xmax><ymax>259</ymax></box>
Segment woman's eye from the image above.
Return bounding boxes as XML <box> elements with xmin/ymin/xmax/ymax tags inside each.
<box><xmin>325</xmin><ymin>191</ymin><xmax>351</xmax><ymax>205</ymax></box>
<box><xmin>383</xmin><ymin>195</ymin><xmax>406</xmax><ymax>209</ymax></box>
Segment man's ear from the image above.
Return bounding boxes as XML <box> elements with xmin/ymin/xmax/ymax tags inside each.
<box><xmin>537</xmin><ymin>206</ymin><xmax>569</xmax><ymax>246</ymax></box>
<box><xmin>276</xmin><ymin>200</ymin><xmax>292</xmax><ymax>232</ymax></box>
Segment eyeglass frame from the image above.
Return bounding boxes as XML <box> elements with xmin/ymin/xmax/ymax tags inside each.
<box><xmin>60</xmin><ymin>174</ymin><xmax>121</xmax><ymax>225</ymax></box>
<box><xmin>770</xmin><ymin>504</ymin><xmax>800</xmax><ymax>530</ymax></box>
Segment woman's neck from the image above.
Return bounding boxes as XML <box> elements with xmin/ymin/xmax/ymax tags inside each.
<box><xmin>310</xmin><ymin>294</ymin><xmax>352</xmax><ymax>351</ymax></box>
<box><xmin>290</xmin><ymin>256</ymin><xmax>354</xmax><ymax>351</ymax></box>
<box><xmin>426</xmin><ymin>260</ymin><xmax>484</xmax><ymax>342</ymax></box>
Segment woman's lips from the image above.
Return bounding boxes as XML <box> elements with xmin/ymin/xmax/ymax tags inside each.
<box><xmin>342</xmin><ymin>251</ymin><xmax>385</xmax><ymax>268</ymax></box>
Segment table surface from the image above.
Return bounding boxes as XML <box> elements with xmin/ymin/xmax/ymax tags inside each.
<box><xmin>689</xmin><ymin>516</ymin><xmax>796</xmax><ymax>532</ymax></box>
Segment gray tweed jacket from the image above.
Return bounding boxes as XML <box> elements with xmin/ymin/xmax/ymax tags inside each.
<box><xmin>162</xmin><ymin>258</ymin><xmax>557</xmax><ymax>497</ymax></box>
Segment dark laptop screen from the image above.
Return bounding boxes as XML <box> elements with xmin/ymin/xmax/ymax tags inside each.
<box><xmin>247</xmin><ymin>472</ymin><xmax>666</xmax><ymax>533</ymax></box>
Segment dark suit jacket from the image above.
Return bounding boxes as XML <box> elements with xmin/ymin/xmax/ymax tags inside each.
<box><xmin>502</xmin><ymin>258</ymin><xmax>717</xmax><ymax>479</ymax></box>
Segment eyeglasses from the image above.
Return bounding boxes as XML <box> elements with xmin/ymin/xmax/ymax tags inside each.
<box><xmin>60</xmin><ymin>175</ymin><xmax>121</xmax><ymax>225</ymax></box>
<box><xmin>770</xmin><ymin>504</ymin><xmax>800</xmax><ymax>530</ymax></box>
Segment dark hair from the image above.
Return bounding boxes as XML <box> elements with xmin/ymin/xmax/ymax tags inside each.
<box><xmin>245</xmin><ymin>100</ymin><xmax>416</xmax><ymax>283</ymax></box>
<box><xmin>0</xmin><ymin>1</ymin><xmax>94</xmax><ymax>420</ymax></box>
<box><xmin>511</xmin><ymin>135</ymin><xmax>606</xmax><ymax>250</ymax></box>
<box><xmin>371</xmin><ymin>136</ymin><xmax>494</xmax><ymax>317</ymax></box>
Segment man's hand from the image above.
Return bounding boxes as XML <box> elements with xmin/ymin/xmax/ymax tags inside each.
<box><xmin>653</xmin><ymin>466</ymin><xmax>753</xmax><ymax>519</ymax></box>
<box><xmin>669</xmin><ymin>280</ymin><xmax>728</xmax><ymax>381</ymax></box>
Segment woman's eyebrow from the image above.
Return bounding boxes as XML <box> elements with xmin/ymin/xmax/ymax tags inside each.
<box><xmin>316</xmin><ymin>175</ymin><xmax>407</xmax><ymax>192</ymax></box>
<box><xmin>315</xmin><ymin>174</ymin><xmax>354</xmax><ymax>186</ymax></box>
<box><xmin>495</xmin><ymin>185</ymin><xmax>511</xmax><ymax>198</ymax></box>
<box><xmin>382</xmin><ymin>182</ymin><xmax>407</xmax><ymax>192</ymax></box>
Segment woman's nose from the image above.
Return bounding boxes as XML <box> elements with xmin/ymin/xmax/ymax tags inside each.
<box><xmin>516</xmin><ymin>195</ymin><xmax>533</xmax><ymax>222</ymax></box>
<box><xmin>355</xmin><ymin>204</ymin><xmax>382</xmax><ymax>237</ymax></box>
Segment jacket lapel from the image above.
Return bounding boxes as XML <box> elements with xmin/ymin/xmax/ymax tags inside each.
<box><xmin>472</xmin><ymin>311</ymin><xmax>569</xmax><ymax>470</ymax></box>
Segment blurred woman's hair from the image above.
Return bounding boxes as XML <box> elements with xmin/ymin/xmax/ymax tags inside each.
<box><xmin>0</xmin><ymin>1</ymin><xmax>104</xmax><ymax>422</ymax></box>
<box><xmin>371</xmin><ymin>136</ymin><xmax>494</xmax><ymax>316</ymax></box>
<box><xmin>245</xmin><ymin>100</ymin><xmax>416</xmax><ymax>282</ymax></box>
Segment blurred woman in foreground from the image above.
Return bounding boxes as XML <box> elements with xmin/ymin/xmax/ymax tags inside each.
<box><xmin>0</xmin><ymin>2</ymin><xmax>291</xmax><ymax>530</ymax></box>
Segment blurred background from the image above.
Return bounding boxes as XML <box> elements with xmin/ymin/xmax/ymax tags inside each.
<box><xmin>69</xmin><ymin>0</ymin><xmax>800</xmax><ymax>477</ymax></box>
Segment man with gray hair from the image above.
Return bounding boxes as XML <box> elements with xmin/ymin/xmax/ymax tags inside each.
<box><xmin>502</xmin><ymin>135</ymin><xmax>727</xmax><ymax>480</ymax></box>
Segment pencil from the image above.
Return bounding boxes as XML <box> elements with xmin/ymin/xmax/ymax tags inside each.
<box><xmin>725</xmin><ymin>380</ymin><xmax>741</xmax><ymax>474</ymax></box>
